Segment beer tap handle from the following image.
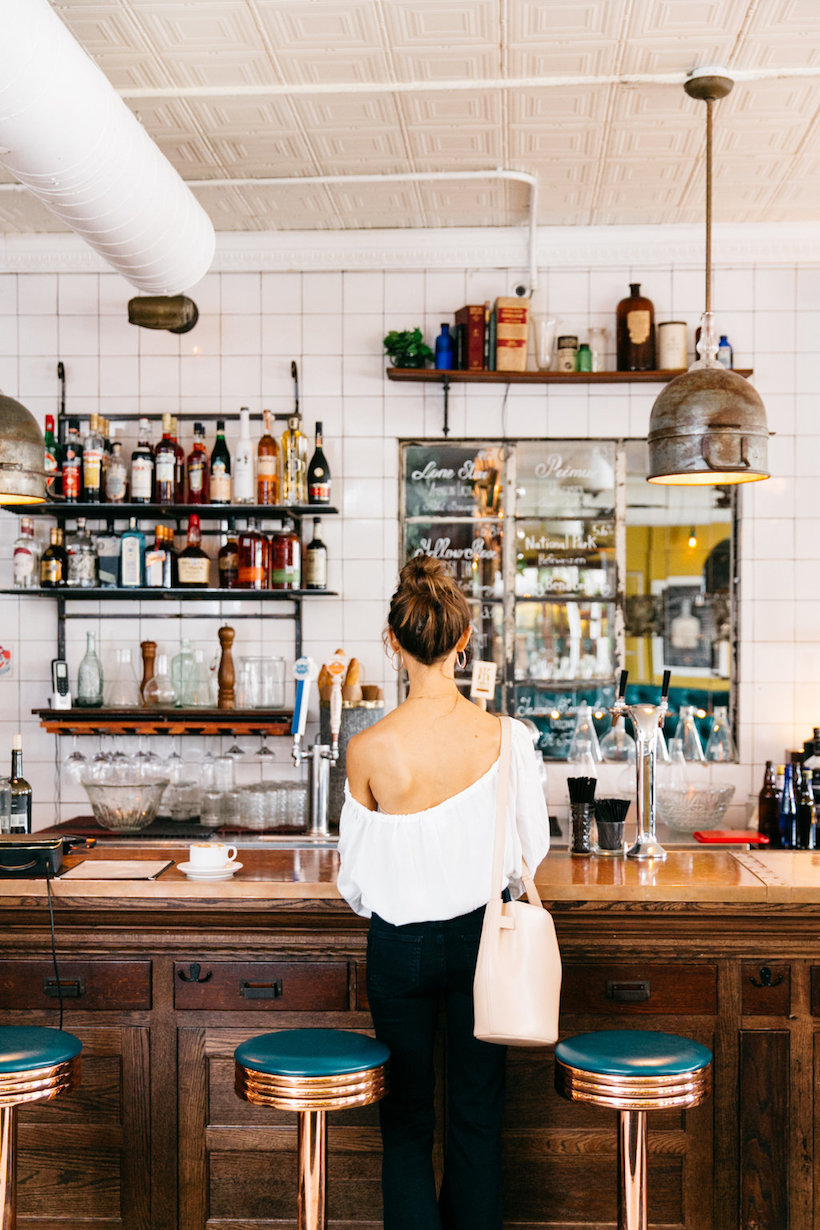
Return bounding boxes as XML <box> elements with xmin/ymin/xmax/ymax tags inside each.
<box><xmin>618</xmin><ymin>669</ymin><xmax>629</xmax><ymax>699</ymax></box>
<box><xmin>329</xmin><ymin>680</ymin><xmax>342</xmax><ymax>762</ymax></box>
<box><xmin>291</xmin><ymin>656</ymin><xmax>318</xmax><ymax>763</ymax></box>
<box><xmin>661</xmin><ymin>669</ymin><xmax>671</xmax><ymax>700</ymax></box>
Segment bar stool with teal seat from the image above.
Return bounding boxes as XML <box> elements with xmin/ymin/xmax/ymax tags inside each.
<box><xmin>0</xmin><ymin>1026</ymin><xmax>82</xmax><ymax>1226</ymax></box>
<box><xmin>235</xmin><ymin>1028</ymin><xmax>389</xmax><ymax>1230</ymax></box>
<box><xmin>554</xmin><ymin>1029</ymin><xmax>712</xmax><ymax>1230</ymax></box>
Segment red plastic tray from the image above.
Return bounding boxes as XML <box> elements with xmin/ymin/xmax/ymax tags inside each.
<box><xmin>693</xmin><ymin>830</ymin><xmax>770</xmax><ymax>845</ymax></box>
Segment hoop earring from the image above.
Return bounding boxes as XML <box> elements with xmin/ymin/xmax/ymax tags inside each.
<box><xmin>392</xmin><ymin>651</ymin><xmax>403</xmax><ymax>672</ymax></box>
<box><xmin>456</xmin><ymin>649</ymin><xmax>467</xmax><ymax>671</ymax></box>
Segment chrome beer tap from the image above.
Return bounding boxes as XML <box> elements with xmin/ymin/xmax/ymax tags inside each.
<box><xmin>611</xmin><ymin>668</ymin><xmax>671</xmax><ymax>861</ymax></box>
<box><xmin>291</xmin><ymin>656</ymin><xmax>341</xmax><ymax>839</ymax></box>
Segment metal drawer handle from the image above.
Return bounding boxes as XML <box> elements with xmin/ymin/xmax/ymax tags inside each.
<box><xmin>606</xmin><ymin>979</ymin><xmax>650</xmax><ymax>1003</ymax></box>
<box><xmin>750</xmin><ymin>966</ymin><xmax>784</xmax><ymax>989</ymax></box>
<box><xmin>240</xmin><ymin>980</ymin><xmax>283</xmax><ymax>1000</ymax></box>
<box><xmin>178</xmin><ymin>963</ymin><xmax>212</xmax><ymax>984</ymax></box>
<box><xmin>43</xmin><ymin>977</ymin><xmax>85</xmax><ymax>999</ymax></box>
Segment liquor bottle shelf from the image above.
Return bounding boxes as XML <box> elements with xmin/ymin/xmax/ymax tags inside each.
<box><xmin>386</xmin><ymin>367</ymin><xmax>752</xmax><ymax>384</ymax></box>
<box><xmin>0</xmin><ymin>587</ymin><xmax>337</xmax><ymax>600</ymax></box>
<box><xmin>1</xmin><ymin>502</ymin><xmax>338</xmax><ymax>519</ymax></box>
<box><xmin>35</xmin><ymin>706</ymin><xmax>293</xmax><ymax>736</ymax></box>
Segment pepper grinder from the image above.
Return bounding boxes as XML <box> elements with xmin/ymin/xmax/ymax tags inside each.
<box><xmin>217</xmin><ymin>625</ymin><xmax>236</xmax><ymax>710</ymax></box>
<box><xmin>139</xmin><ymin>640</ymin><xmax>157</xmax><ymax>704</ymax></box>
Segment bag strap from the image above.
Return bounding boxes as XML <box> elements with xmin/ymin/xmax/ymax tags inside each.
<box><xmin>490</xmin><ymin>716</ymin><xmax>542</xmax><ymax>909</ymax></box>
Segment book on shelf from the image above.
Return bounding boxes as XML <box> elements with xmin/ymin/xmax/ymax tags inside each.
<box><xmin>454</xmin><ymin>305</ymin><xmax>485</xmax><ymax>370</ymax></box>
<box><xmin>494</xmin><ymin>296</ymin><xmax>530</xmax><ymax>372</ymax></box>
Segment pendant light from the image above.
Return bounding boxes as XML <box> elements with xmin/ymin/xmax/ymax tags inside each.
<box><xmin>0</xmin><ymin>393</ymin><xmax>46</xmax><ymax>504</ymax></box>
<box><xmin>647</xmin><ymin>68</ymin><xmax>769</xmax><ymax>486</ymax></box>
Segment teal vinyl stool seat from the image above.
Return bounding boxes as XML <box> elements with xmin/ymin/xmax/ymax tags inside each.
<box><xmin>0</xmin><ymin>1026</ymin><xmax>82</xmax><ymax>1228</ymax></box>
<box><xmin>555</xmin><ymin>1030</ymin><xmax>712</xmax><ymax>1230</ymax></box>
<box><xmin>235</xmin><ymin>1029</ymin><xmax>389</xmax><ymax>1230</ymax></box>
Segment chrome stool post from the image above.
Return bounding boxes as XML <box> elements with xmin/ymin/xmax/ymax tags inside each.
<box><xmin>0</xmin><ymin>1026</ymin><xmax>82</xmax><ymax>1229</ymax></box>
<box><xmin>554</xmin><ymin>1029</ymin><xmax>712</xmax><ymax>1230</ymax></box>
<box><xmin>235</xmin><ymin>1028</ymin><xmax>389</xmax><ymax>1230</ymax></box>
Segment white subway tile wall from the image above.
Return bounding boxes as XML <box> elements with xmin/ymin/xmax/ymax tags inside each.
<box><xmin>0</xmin><ymin>258</ymin><xmax>814</xmax><ymax>829</ymax></box>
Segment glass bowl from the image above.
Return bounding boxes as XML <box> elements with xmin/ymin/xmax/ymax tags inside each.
<box><xmin>655</xmin><ymin>782</ymin><xmax>735</xmax><ymax>833</ymax></box>
<box><xmin>81</xmin><ymin>779</ymin><xmax>169</xmax><ymax>832</ymax></box>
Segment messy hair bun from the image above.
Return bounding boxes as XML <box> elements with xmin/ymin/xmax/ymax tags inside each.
<box><xmin>387</xmin><ymin>556</ymin><xmax>471</xmax><ymax>666</ymax></box>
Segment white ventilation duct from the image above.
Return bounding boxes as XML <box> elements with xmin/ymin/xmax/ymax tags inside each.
<box><xmin>0</xmin><ymin>0</ymin><xmax>215</xmax><ymax>293</ymax></box>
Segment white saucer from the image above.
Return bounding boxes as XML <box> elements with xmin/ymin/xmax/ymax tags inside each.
<box><xmin>177</xmin><ymin>860</ymin><xmax>242</xmax><ymax>882</ymax></box>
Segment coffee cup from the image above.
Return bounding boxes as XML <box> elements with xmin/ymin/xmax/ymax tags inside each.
<box><xmin>188</xmin><ymin>842</ymin><xmax>237</xmax><ymax>869</ymax></box>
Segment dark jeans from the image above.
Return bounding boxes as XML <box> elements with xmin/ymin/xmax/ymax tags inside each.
<box><xmin>366</xmin><ymin>907</ymin><xmax>507</xmax><ymax>1230</ymax></box>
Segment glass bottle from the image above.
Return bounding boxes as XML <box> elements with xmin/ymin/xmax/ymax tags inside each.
<box><xmin>280</xmin><ymin>414</ymin><xmax>308</xmax><ymax>505</ymax></box>
<box><xmin>154</xmin><ymin>413</ymin><xmax>183</xmax><ymax>504</ymax></box>
<box><xmin>77</xmin><ymin>630</ymin><xmax>104</xmax><ymax>708</ymax></box>
<box><xmin>9</xmin><ymin>734</ymin><xmax>32</xmax><ymax>835</ymax></box>
<box><xmin>616</xmin><ymin>283</ymin><xmax>655</xmax><ymax>371</ymax></box>
<box><xmin>270</xmin><ymin>518</ymin><xmax>301</xmax><ymax>590</ymax></box>
<box><xmin>257</xmin><ymin>408</ymin><xmax>280</xmax><ymax>505</ymax></box>
<box><xmin>40</xmin><ymin>526</ymin><xmax>67</xmax><ymax>588</ymax></box>
<box><xmin>104</xmin><ymin>647</ymin><xmax>141</xmax><ymax>707</ymax></box>
<box><xmin>177</xmin><ymin>514</ymin><xmax>210</xmax><ymax>588</ymax></box>
<box><xmin>567</xmin><ymin>701</ymin><xmax>602</xmax><ymax>763</ymax></box>
<box><xmin>105</xmin><ymin>439</ymin><xmax>128</xmax><ymax>503</ymax></box>
<box><xmin>170</xmin><ymin>417</ymin><xmax>186</xmax><ymax>499</ymax></box>
<box><xmin>233</xmin><ymin>406</ymin><xmax>255</xmax><ymax>503</ymax></box>
<box><xmin>120</xmin><ymin>517</ymin><xmax>146</xmax><ymax>588</ymax></box>
<box><xmin>238</xmin><ymin>517</ymin><xmax>265</xmax><ymax>590</ymax></box>
<box><xmin>599</xmin><ymin>714</ymin><xmax>635</xmax><ymax>763</ymax></box>
<box><xmin>170</xmin><ymin>638</ymin><xmax>198</xmax><ymax>708</ymax></box>
<box><xmin>576</xmin><ymin>342</ymin><xmax>592</xmax><ymax>372</ymax></box>
<box><xmin>130</xmin><ymin>418</ymin><xmax>155</xmax><ymax>504</ymax></box>
<box><xmin>209</xmin><ymin>419</ymin><xmax>232</xmax><ymax>505</ymax></box>
<box><xmin>82</xmin><ymin>414</ymin><xmax>104</xmax><ymax>503</ymax></box>
<box><xmin>43</xmin><ymin>413</ymin><xmax>62</xmax><ymax>498</ymax></box>
<box><xmin>186</xmin><ymin>421</ymin><xmax>210</xmax><ymax>504</ymax></box>
<box><xmin>705</xmin><ymin>706</ymin><xmax>735</xmax><ymax>762</ymax></box>
<box><xmin>797</xmin><ymin>768</ymin><xmax>817</xmax><ymax>850</ymax></box>
<box><xmin>307</xmin><ymin>421</ymin><xmax>331</xmax><ymax>505</ymax></box>
<box><xmin>717</xmin><ymin>335</ymin><xmax>733</xmax><ymax>369</ymax></box>
<box><xmin>778</xmin><ymin>762</ymin><xmax>798</xmax><ymax>850</ymax></box>
<box><xmin>757</xmin><ymin>760</ymin><xmax>781</xmax><ymax>848</ymax></box>
<box><xmin>143</xmin><ymin>653</ymin><xmax>176</xmax><ymax>707</ymax></box>
<box><xmin>145</xmin><ymin>524</ymin><xmax>171</xmax><ymax>588</ymax></box>
<box><xmin>670</xmin><ymin>598</ymin><xmax>701</xmax><ymax>651</ymax></box>
<box><xmin>217</xmin><ymin>520</ymin><xmax>239</xmax><ymax>589</ymax></box>
<box><xmin>673</xmin><ymin>704</ymin><xmax>705</xmax><ymax>762</ymax></box>
<box><xmin>61</xmin><ymin>418</ymin><xmax>84</xmax><ymax>503</ymax></box>
<box><xmin>435</xmin><ymin>323</ymin><xmax>453</xmax><ymax>370</ymax></box>
<box><xmin>304</xmin><ymin>516</ymin><xmax>328</xmax><ymax>590</ymax></box>
<box><xmin>13</xmin><ymin>517</ymin><xmax>40</xmax><ymax>589</ymax></box>
<box><xmin>66</xmin><ymin>517</ymin><xmax>97</xmax><ymax>588</ymax></box>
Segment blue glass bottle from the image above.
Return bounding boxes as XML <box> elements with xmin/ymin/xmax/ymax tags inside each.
<box><xmin>435</xmin><ymin>323</ymin><xmax>453</xmax><ymax>370</ymax></box>
<box><xmin>778</xmin><ymin>762</ymin><xmax>798</xmax><ymax>849</ymax></box>
<box><xmin>717</xmin><ymin>334</ymin><xmax>733</xmax><ymax>369</ymax></box>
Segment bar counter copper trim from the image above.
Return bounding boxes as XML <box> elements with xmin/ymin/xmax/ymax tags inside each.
<box><xmin>236</xmin><ymin>1063</ymin><xmax>388</xmax><ymax>1112</ymax></box>
<box><xmin>0</xmin><ymin>1055</ymin><xmax>81</xmax><ymax>1107</ymax></box>
<box><xmin>554</xmin><ymin>1059</ymin><xmax>712</xmax><ymax>1111</ymax></box>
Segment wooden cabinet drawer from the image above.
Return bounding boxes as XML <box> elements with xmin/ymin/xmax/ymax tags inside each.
<box><xmin>742</xmin><ymin>963</ymin><xmax>790</xmax><ymax>1015</ymax></box>
<box><xmin>0</xmin><ymin>959</ymin><xmax>151</xmax><ymax>1011</ymax></box>
<box><xmin>561</xmin><ymin>962</ymin><xmax>717</xmax><ymax>1016</ymax></box>
<box><xmin>174</xmin><ymin>961</ymin><xmax>350</xmax><ymax>1011</ymax></box>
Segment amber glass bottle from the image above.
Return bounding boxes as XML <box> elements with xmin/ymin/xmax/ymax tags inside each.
<box><xmin>257</xmin><ymin>409</ymin><xmax>280</xmax><ymax>505</ymax></box>
<box><xmin>757</xmin><ymin>760</ymin><xmax>781</xmax><ymax>849</ymax></box>
<box><xmin>270</xmin><ymin>518</ymin><xmax>301</xmax><ymax>590</ymax></box>
<box><xmin>616</xmin><ymin>283</ymin><xmax>655</xmax><ymax>371</ymax></box>
<box><xmin>237</xmin><ymin>518</ymin><xmax>265</xmax><ymax>590</ymax></box>
<box><xmin>177</xmin><ymin>514</ymin><xmax>210</xmax><ymax>588</ymax></box>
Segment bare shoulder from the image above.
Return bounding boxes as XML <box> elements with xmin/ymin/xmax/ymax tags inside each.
<box><xmin>346</xmin><ymin>711</ymin><xmax>401</xmax><ymax>769</ymax></box>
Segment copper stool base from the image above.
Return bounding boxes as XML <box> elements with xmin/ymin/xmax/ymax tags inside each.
<box><xmin>236</xmin><ymin>1061</ymin><xmax>388</xmax><ymax>1230</ymax></box>
<box><xmin>555</xmin><ymin>1058</ymin><xmax>712</xmax><ymax>1230</ymax></box>
<box><xmin>0</xmin><ymin>1055</ymin><xmax>81</xmax><ymax>1230</ymax></box>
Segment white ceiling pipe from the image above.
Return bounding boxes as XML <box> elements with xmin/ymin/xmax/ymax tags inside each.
<box><xmin>0</xmin><ymin>0</ymin><xmax>214</xmax><ymax>293</ymax></box>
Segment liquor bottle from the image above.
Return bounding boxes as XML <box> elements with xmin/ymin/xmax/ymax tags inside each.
<box><xmin>154</xmin><ymin>413</ymin><xmax>183</xmax><ymax>504</ymax></box>
<box><xmin>120</xmin><ymin>517</ymin><xmax>146</xmax><ymax>588</ymax></box>
<box><xmin>43</xmin><ymin>413</ymin><xmax>62</xmax><ymax>497</ymax></box>
<box><xmin>77</xmin><ymin>630</ymin><xmax>104</xmax><ymax>708</ymax></box>
<box><xmin>209</xmin><ymin>419</ymin><xmax>232</xmax><ymax>505</ymax></box>
<box><xmin>616</xmin><ymin>283</ymin><xmax>655</xmax><ymax>371</ymax></box>
<box><xmin>66</xmin><ymin>517</ymin><xmax>97</xmax><ymax>588</ymax></box>
<box><xmin>233</xmin><ymin>407</ymin><xmax>255</xmax><ymax>504</ymax></box>
<box><xmin>177</xmin><ymin>514</ymin><xmax>210</xmax><ymax>588</ymax></box>
<box><xmin>304</xmin><ymin>517</ymin><xmax>328</xmax><ymax>590</ymax></box>
<box><xmin>105</xmin><ymin>439</ymin><xmax>128</xmax><ymax>503</ymax></box>
<box><xmin>778</xmin><ymin>763</ymin><xmax>797</xmax><ymax>850</ymax></box>
<box><xmin>717</xmin><ymin>335</ymin><xmax>733</xmax><ymax>369</ymax></box>
<box><xmin>170</xmin><ymin>417</ymin><xmax>186</xmax><ymax>500</ymax></box>
<box><xmin>797</xmin><ymin>768</ymin><xmax>817</xmax><ymax>850</ymax></box>
<box><xmin>257</xmin><ymin>408</ymin><xmax>280</xmax><ymax>505</ymax></box>
<box><xmin>82</xmin><ymin>414</ymin><xmax>105</xmax><ymax>503</ymax></box>
<box><xmin>61</xmin><ymin>418</ymin><xmax>84</xmax><ymax>503</ymax></box>
<box><xmin>40</xmin><ymin>527</ymin><xmax>67</xmax><ymax>588</ymax></box>
<box><xmin>307</xmin><ymin>421</ymin><xmax>331</xmax><ymax>505</ymax></box>
<box><xmin>237</xmin><ymin>518</ymin><xmax>265</xmax><ymax>590</ymax></box>
<box><xmin>13</xmin><ymin>517</ymin><xmax>40</xmax><ymax>589</ymax></box>
<box><xmin>145</xmin><ymin>524</ymin><xmax>176</xmax><ymax>588</ymax></box>
<box><xmin>270</xmin><ymin>518</ymin><xmax>301</xmax><ymax>590</ymax></box>
<box><xmin>130</xmin><ymin>418</ymin><xmax>155</xmax><ymax>504</ymax></box>
<box><xmin>96</xmin><ymin>530</ymin><xmax>120</xmax><ymax>589</ymax></box>
<box><xmin>186</xmin><ymin>421</ymin><xmax>209</xmax><ymax>504</ymax></box>
<box><xmin>435</xmin><ymin>323</ymin><xmax>453</xmax><ymax>370</ymax></box>
<box><xmin>9</xmin><ymin>734</ymin><xmax>32</xmax><ymax>834</ymax></box>
<box><xmin>757</xmin><ymin>760</ymin><xmax>781</xmax><ymax>849</ymax></box>
<box><xmin>217</xmin><ymin>520</ymin><xmax>239</xmax><ymax>589</ymax></box>
<box><xmin>280</xmin><ymin>414</ymin><xmax>308</xmax><ymax>505</ymax></box>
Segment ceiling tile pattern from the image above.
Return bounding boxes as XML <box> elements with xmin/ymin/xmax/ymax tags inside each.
<box><xmin>6</xmin><ymin>0</ymin><xmax>817</xmax><ymax>232</ymax></box>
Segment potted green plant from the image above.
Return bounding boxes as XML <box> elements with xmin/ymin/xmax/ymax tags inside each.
<box><xmin>383</xmin><ymin>328</ymin><xmax>433</xmax><ymax>369</ymax></box>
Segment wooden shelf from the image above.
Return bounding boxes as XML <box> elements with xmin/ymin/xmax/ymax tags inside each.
<box><xmin>386</xmin><ymin>367</ymin><xmax>752</xmax><ymax>384</ymax></box>
<box><xmin>0</xmin><ymin>587</ymin><xmax>337</xmax><ymax>600</ymax></box>
<box><xmin>1</xmin><ymin>502</ymin><xmax>338</xmax><ymax>519</ymax></box>
<box><xmin>35</xmin><ymin>707</ymin><xmax>292</xmax><ymax>736</ymax></box>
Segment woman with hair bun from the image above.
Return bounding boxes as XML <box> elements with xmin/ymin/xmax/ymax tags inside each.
<box><xmin>338</xmin><ymin>555</ymin><xmax>550</xmax><ymax>1230</ymax></box>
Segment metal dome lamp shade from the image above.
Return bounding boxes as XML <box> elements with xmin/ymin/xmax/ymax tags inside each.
<box><xmin>647</xmin><ymin>69</ymin><xmax>769</xmax><ymax>486</ymax></box>
<box><xmin>0</xmin><ymin>393</ymin><xmax>46</xmax><ymax>503</ymax></box>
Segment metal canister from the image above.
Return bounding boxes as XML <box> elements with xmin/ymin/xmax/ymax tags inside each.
<box><xmin>556</xmin><ymin>335</ymin><xmax>578</xmax><ymax>372</ymax></box>
<box><xmin>657</xmin><ymin>321</ymin><xmax>688</xmax><ymax>370</ymax></box>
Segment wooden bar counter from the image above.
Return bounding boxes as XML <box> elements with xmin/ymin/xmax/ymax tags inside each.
<box><xmin>1</xmin><ymin>844</ymin><xmax>818</xmax><ymax>1230</ymax></box>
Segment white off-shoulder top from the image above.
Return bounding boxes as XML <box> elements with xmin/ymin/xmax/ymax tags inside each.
<box><xmin>337</xmin><ymin>717</ymin><xmax>550</xmax><ymax>926</ymax></box>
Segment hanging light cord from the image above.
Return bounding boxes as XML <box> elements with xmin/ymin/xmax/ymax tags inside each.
<box><xmin>704</xmin><ymin>97</ymin><xmax>713</xmax><ymax>316</ymax></box>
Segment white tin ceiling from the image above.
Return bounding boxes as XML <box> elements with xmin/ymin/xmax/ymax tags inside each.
<box><xmin>3</xmin><ymin>0</ymin><xmax>820</xmax><ymax>233</ymax></box>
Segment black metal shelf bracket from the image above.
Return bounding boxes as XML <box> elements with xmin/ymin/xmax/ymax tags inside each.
<box><xmin>442</xmin><ymin>374</ymin><xmax>450</xmax><ymax>437</ymax></box>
